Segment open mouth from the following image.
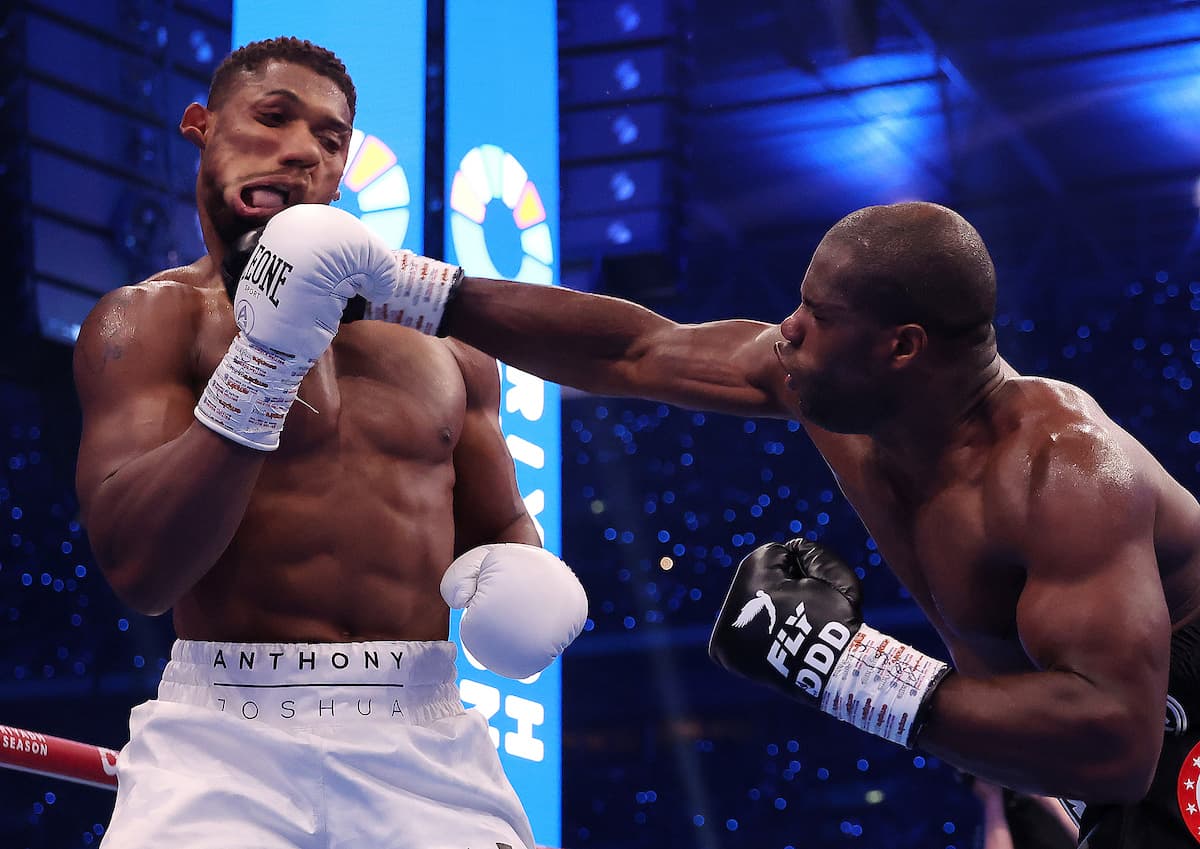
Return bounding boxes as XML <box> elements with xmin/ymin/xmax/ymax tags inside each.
<box><xmin>238</xmin><ymin>183</ymin><xmax>292</xmax><ymax>215</ymax></box>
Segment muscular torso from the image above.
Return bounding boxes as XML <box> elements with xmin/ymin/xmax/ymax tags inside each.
<box><xmin>165</xmin><ymin>268</ymin><xmax>483</xmax><ymax>642</ymax></box>
<box><xmin>813</xmin><ymin>376</ymin><xmax>1200</xmax><ymax>676</ymax></box>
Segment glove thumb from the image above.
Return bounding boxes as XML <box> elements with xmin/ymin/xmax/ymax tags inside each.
<box><xmin>440</xmin><ymin>547</ymin><xmax>486</xmax><ymax>609</ymax></box>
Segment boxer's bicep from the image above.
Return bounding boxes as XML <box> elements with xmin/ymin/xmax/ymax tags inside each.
<box><xmin>1014</xmin><ymin>439</ymin><xmax>1169</xmax><ymax>734</ymax></box>
<box><xmin>449</xmin><ymin>343</ymin><xmax>540</xmax><ymax>554</ymax></box>
<box><xmin>73</xmin><ymin>287</ymin><xmax>196</xmax><ymax>519</ymax></box>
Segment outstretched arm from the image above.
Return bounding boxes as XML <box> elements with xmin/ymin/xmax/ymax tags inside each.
<box><xmin>917</xmin><ymin>433</ymin><xmax>1168</xmax><ymax>802</ymax></box>
<box><xmin>441</xmin><ymin>275</ymin><xmax>793</xmax><ymax>419</ymax></box>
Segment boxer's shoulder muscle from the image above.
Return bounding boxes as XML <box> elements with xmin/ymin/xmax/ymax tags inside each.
<box><xmin>74</xmin><ymin>280</ymin><xmax>209</xmax><ymax>394</ymax></box>
<box><xmin>73</xmin><ymin>279</ymin><xmax>217</xmax><ymax>523</ymax></box>
<box><xmin>443</xmin><ymin>337</ymin><xmax>500</xmax><ymax>409</ymax></box>
<box><xmin>984</xmin><ymin>379</ymin><xmax>1148</xmax><ymax>558</ymax></box>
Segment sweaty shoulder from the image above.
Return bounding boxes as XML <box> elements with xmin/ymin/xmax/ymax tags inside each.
<box><xmin>73</xmin><ymin>267</ymin><xmax>222</xmax><ymax>394</ymax></box>
<box><xmin>984</xmin><ymin>377</ymin><xmax>1151</xmax><ymax>549</ymax></box>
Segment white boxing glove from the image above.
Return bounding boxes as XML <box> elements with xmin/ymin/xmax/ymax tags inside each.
<box><xmin>364</xmin><ymin>250</ymin><xmax>463</xmax><ymax>335</ymax></box>
<box><xmin>441</xmin><ymin>544</ymin><xmax>588</xmax><ymax>679</ymax></box>
<box><xmin>195</xmin><ymin>204</ymin><xmax>398</xmax><ymax>450</ymax></box>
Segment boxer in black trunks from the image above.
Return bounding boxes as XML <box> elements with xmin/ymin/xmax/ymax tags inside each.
<box><xmin>382</xmin><ymin>201</ymin><xmax>1200</xmax><ymax>846</ymax></box>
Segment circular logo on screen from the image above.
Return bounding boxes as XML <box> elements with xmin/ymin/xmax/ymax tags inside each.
<box><xmin>449</xmin><ymin>144</ymin><xmax>553</xmax><ymax>284</ymax></box>
<box><xmin>339</xmin><ymin>129</ymin><xmax>411</xmax><ymax>249</ymax></box>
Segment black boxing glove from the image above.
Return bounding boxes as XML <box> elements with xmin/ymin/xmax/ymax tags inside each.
<box><xmin>221</xmin><ymin>226</ymin><xmax>366</xmax><ymax>323</ymax></box>
<box><xmin>709</xmin><ymin>539</ymin><xmax>950</xmax><ymax>747</ymax></box>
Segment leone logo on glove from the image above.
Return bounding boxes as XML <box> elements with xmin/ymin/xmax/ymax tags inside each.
<box><xmin>239</xmin><ymin>242</ymin><xmax>294</xmax><ymax>308</ymax></box>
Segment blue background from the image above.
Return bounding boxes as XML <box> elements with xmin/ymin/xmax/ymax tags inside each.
<box><xmin>4</xmin><ymin>2</ymin><xmax>1200</xmax><ymax>848</ymax></box>
<box><xmin>234</xmin><ymin>0</ymin><xmax>427</xmax><ymax>252</ymax></box>
<box><xmin>444</xmin><ymin>2</ymin><xmax>564</xmax><ymax>844</ymax></box>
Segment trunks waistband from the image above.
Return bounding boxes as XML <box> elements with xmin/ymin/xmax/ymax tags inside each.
<box><xmin>155</xmin><ymin>640</ymin><xmax>464</xmax><ymax>728</ymax></box>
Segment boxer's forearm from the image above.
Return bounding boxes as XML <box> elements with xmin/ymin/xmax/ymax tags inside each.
<box><xmin>445</xmin><ymin>276</ymin><xmax>786</xmax><ymax>416</ymax></box>
<box><xmin>484</xmin><ymin>512</ymin><xmax>543</xmax><ymax>549</ymax></box>
<box><xmin>453</xmin><ymin>506</ymin><xmax>542</xmax><ymax>558</ymax></box>
<box><xmin>916</xmin><ymin>671</ymin><xmax>1160</xmax><ymax>803</ymax></box>
<box><xmin>83</xmin><ymin>423</ymin><xmax>265</xmax><ymax>615</ymax></box>
<box><xmin>445</xmin><ymin>276</ymin><xmax>669</xmax><ymax>395</ymax></box>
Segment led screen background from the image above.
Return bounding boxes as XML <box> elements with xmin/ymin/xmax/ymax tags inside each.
<box><xmin>444</xmin><ymin>2</ymin><xmax>563</xmax><ymax>845</ymax></box>
<box><xmin>233</xmin><ymin>1</ymin><xmax>426</xmax><ymax>252</ymax></box>
<box><xmin>232</xmin><ymin>4</ymin><xmax>562</xmax><ymax>844</ymax></box>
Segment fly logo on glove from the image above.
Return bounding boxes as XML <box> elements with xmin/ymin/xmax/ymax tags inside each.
<box><xmin>731</xmin><ymin>590</ymin><xmax>777</xmax><ymax>632</ymax></box>
<box><xmin>766</xmin><ymin>600</ymin><xmax>854</xmax><ymax>698</ymax></box>
<box><xmin>710</xmin><ymin>538</ymin><xmax>950</xmax><ymax>748</ymax></box>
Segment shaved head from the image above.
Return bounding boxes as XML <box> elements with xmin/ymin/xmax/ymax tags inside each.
<box><xmin>822</xmin><ymin>202</ymin><xmax>997</xmax><ymax>339</ymax></box>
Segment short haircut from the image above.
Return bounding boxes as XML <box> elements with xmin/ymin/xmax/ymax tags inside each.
<box><xmin>207</xmin><ymin>36</ymin><xmax>356</xmax><ymax>118</ymax></box>
<box><xmin>826</xmin><ymin>202</ymin><xmax>997</xmax><ymax>338</ymax></box>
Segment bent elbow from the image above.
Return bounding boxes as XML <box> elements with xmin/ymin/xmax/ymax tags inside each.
<box><xmin>1076</xmin><ymin>713</ymin><xmax>1160</xmax><ymax>803</ymax></box>
<box><xmin>1090</xmin><ymin>759</ymin><xmax>1156</xmax><ymax>805</ymax></box>
<box><xmin>100</xmin><ymin>558</ymin><xmax>175</xmax><ymax>618</ymax></box>
<box><xmin>1111</xmin><ymin>738</ymin><xmax>1159</xmax><ymax>803</ymax></box>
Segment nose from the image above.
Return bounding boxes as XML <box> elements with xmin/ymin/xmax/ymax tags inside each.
<box><xmin>279</xmin><ymin>124</ymin><xmax>321</xmax><ymax>169</ymax></box>
<box><xmin>779</xmin><ymin>307</ymin><xmax>804</xmax><ymax>345</ymax></box>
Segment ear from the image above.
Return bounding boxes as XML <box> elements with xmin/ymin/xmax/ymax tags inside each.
<box><xmin>890</xmin><ymin>324</ymin><xmax>927</xmax><ymax>367</ymax></box>
<box><xmin>179</xmin><ymin>102</ymin><xmax>210</xmax><ymax>149</ymax></box>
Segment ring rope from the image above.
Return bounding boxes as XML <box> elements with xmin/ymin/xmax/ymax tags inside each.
<box><xmin>0</xmin><ymin>723</ymin><xmax>564</xmax><ymax>847</ymax></box>
<box><xmin>0</xmin><ymin>724</ymin><xmax>118</xmax><ymax>790</ymax></box>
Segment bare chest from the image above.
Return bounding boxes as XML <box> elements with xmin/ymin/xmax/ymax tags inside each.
<box><xmin>195</xmin><ymin>317</ymin><xmax>467</xmax><ymax>461</ymax></box>
<box><xmin>837</xmin><ymin>469</ymin><xmax>1030</xmax><ymax>672</ymax></box>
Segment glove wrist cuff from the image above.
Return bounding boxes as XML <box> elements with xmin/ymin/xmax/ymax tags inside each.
<box><xmin>194</xmin><ymin>333</ymin><xmax>312</xmax><ymax>451</ymax></box>
<box><xmin>819</xmin><ymin>623</ymin><xmax>950</xmax><ymax>747</ymax></box>
<box><xmin>365</xmin><ymin>252</ymin><xmax>463</xmax><ymax>335</ymax></box>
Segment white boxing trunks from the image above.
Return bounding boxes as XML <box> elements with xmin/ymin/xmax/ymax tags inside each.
<box><xmin>100</xmin><ymin>640</ymin><xmax>535</xmax><ymax>849</ymax></box>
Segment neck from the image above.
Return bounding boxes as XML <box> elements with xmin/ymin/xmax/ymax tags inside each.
<box><xmin>197</xmin><ymin>202</ymin><xmax>228</xmax><ymax>274</ymax></box>
<box><xmin>871</xmin><ymin>345</ymin><xmax>1011</xmax><ymax>474</ymax></box>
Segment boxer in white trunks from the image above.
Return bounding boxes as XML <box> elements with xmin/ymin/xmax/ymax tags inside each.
<box><xmin>72</xmin><ymin>36</ymin><xmax>586</xmax><ymax>849</ymax></box>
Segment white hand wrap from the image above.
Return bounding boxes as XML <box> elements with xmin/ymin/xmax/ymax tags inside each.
<box><xmin>194</xmin><ymin>333</ymin><xmax>312</xmax><ymax>451</ymax></box>
<box><xmin>364</xmin><ymin>250</ymin><xmax>462</xmax><ymax>335</ymax></box>
<box><xmin>818</xmin><ymin>623</ymin><xmax>950</xmax><ymax>747</ymax></box>
<box><xmin>194</xmin><ymin>204</ymin><xmax>398</xmax><ymax>451</ymax></box>
<box><xmin>441</xmin><ymin>543</ymin><xmax>588</xmax><ymax>680</ymax></box>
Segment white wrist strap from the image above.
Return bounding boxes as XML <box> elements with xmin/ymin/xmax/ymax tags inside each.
<box><xmin>194</xmin><ymin>333</ymin><xmax>312</xmax><ymax>452</ymax></box>
<box><xmin>819</xmin><ymin>623</ymin><xmax>949</xmax><ymax>747</ymax></box>
<box><xmin>365</xmin><ymin>251</ymin><xmax>462</xmax><ymax>335</ymax></box>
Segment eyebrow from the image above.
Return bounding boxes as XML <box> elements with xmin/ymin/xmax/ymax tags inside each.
<box><xmin>258</xmin><ymin>88</ymin><xmax>352</xmax><ymax>135</ymax></box>
<box><xmin>801</xmin><ymin>294</ymin><xmax>840</xmax><ymax>312</ymax></box>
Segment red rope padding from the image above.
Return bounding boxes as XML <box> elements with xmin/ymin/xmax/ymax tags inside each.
<box><xmin>0</xmin><ymin>724</ymin><xmax>119</xmax><ymax>790</ymax></box>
